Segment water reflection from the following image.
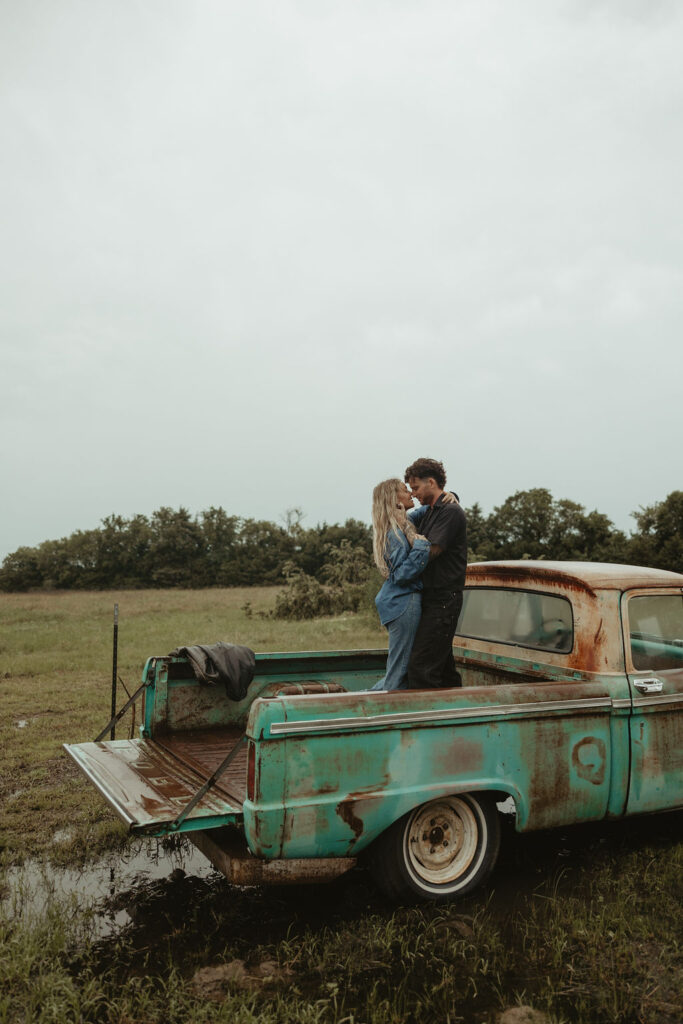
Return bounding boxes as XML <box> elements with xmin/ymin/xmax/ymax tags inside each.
<box><xmin>2</xmin><ymin>811</ymin><xmax>681</xmax><ymax>959</ymax></box>
<box><xmin>3</xmin><ymin>836</ymin><xmax>217</xmax><ymax>939</ymax></box>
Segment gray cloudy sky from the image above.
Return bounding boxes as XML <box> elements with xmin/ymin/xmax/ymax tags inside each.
<box><xmin>2</xmin><ymin>0</ymin><xmax>682</xmax><ymax>561</ymax></box>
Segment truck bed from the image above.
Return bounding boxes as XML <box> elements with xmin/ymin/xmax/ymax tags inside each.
<box><xmin>64</xmin><ymin>726</ymin><xmax>247</xmax><ymax>835</ymax></box>
<box><xmin>156</xmin><ymin>727</ymin><xmax>248</xmax><ymax>805</ymax></box>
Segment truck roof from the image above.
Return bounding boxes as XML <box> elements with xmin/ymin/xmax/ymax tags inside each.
<box><xmin>466</xmin><ymin>560</ymin><xmax>683</xmax><ymax>591</ymax></box>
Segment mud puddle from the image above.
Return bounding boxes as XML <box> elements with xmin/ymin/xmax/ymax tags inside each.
<box><xmin>2</xmin><ymin>810</ymin><xmax>681</xmax><ymax>966</ymax></box>
<box><xmin>2</xmin><ymin>836</ymin><xmax>218</xmax><ymax>939</ymax></box>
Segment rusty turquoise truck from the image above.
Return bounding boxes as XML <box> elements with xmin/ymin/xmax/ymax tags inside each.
<box><xmin>65</xmin><ymin>561</ymin><xmax>683</xmax><ymax>902</ymax></box>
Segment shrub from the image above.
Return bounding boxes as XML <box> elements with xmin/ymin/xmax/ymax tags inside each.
<box><xmin>274</xmin><ymin>542</ymin><xmax>374</xmax><ymax>620</ymax></box>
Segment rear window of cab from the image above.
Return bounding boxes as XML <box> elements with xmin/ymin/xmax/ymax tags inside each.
<box><xmin>457</xmin><ymin>587</ymin><xmax>574</xmax><ymax>654</ymax></box>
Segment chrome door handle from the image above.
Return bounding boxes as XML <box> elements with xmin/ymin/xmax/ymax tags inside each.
<box><xmin>633</xmin><ymin>677</ymin><xmax>663</xmax><ymax>694</ymax></box>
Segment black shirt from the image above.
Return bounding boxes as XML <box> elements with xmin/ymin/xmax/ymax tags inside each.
<box><xmin>417</xmin><ymin>494</ymin><xmax>468</xmax><ymax>599</ymax></box>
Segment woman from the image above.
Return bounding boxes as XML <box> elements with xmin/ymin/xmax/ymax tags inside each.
<box><xmin>369</xmin><ymin>478</ymin><xmax>431</xmax><ymax>691</ymax></box>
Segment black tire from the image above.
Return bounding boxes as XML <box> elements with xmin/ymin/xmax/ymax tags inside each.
<box><xmin>369</xmin><ymin>793</ymin><xmax>501</xmax><ymax>903</ymax></box>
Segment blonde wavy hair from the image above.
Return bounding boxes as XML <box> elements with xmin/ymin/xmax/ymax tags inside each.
<box><xmin>372</xmin><ymin>478</ymin><xmax>417</xmax><ymax>579</ymax></box>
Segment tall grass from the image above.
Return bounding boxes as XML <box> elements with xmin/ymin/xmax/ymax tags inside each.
<box><xmin>2</xmin><ymin>824</ymin><xmax>681</xmax><ymax>1023</ymax></box>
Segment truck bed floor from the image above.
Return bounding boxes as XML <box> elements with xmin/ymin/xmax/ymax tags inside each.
<box><xmin>155</xmin><ymin>726</ymin><xmax>248</xmax><ymax>807</ymax></box>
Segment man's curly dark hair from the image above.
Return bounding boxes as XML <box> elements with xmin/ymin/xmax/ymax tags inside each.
<box><xmin>404</xmin><ymin>458</ymin><xmax>447</xmax><ymax>490</ymax></box>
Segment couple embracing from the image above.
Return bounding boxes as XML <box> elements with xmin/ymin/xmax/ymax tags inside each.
<box><xmin>371</xmin><ymin>457</ymin><xmax>467</xmax><ymax>692</ymax></box>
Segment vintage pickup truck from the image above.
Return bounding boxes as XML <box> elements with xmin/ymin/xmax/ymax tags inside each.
<box><xmin>65</xmin><ymin>561</ymin><xmax>683</xmax><ymax>903</ymax></box>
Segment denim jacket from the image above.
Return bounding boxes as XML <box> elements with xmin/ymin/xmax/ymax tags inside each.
<box><xmin>374</xmin><ymin>507</ymin><xmax>430</xmax><ymax>626</ymax></box>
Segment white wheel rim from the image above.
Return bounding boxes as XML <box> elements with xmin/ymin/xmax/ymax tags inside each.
<box><xmin>404</xmin><ymin>796</ymin><xmax>485</xmax><ymax>890</ymax></box>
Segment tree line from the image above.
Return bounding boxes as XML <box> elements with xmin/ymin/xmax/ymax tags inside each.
<box><xmin>0</xmin><ymin>507</ymin><xmax>372</xmax><ymax>592</ymax></box>
<box><xmin>1</xmin><ymin>489</ymin><xmax>682</xmax><ymax>593</ymax></box>
<box><xmin>467</xmin><ymin>488</ymin><xmax>683</xmax><ymax>573</ymax></box>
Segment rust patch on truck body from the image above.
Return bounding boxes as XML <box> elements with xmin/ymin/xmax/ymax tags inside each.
<box><xmin>336</xmin><ymin>797</ymin><xmax>365</xmax><ymax>840</ymax></box>
<box><xmin>572</xmin><ymin>736</ymin><xmax>607</xmax><ymax>786</ymax></box>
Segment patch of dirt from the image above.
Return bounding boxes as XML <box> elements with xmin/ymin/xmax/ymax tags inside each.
<box><xmin>498</xmin><ymin>1009</ymin><xmax>550</xmax><ymax>1024</ymax></box>
<box><xmin>191</xmin><ymin>959</ymin><xmax>293</xmax><ymax>1000</ymax></box>
<box><xmin>433</xmin><ymin>914</ymin><xmax>475</xmax><ymax>939</ymax></box>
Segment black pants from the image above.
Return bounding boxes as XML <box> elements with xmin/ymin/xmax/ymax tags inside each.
<box><xmin>406</xmin><ymin>592</ymin><xmax>463</xmax><ymax>689</ymax></box>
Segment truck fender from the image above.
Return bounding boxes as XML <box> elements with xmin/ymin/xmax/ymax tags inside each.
<box><xmin>334</xmin><ymin>778</ymin><xmax>527</xmax><ymax>854</ymax></box>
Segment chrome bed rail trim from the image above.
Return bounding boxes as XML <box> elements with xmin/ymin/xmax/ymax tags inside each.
<box><xmin>269</xmin><ymin>696</ymin><xmax>613</xmax><ymax>736</ymax></box>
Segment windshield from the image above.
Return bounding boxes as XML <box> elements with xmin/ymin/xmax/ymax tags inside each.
<box><xmin>629</xmin><ymin>593</ymin><xmax>683</xmax><ymax>671</ymax></box>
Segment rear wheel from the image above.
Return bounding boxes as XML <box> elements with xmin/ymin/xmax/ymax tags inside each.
<box><xmin>370</xmin><ymin>793</ymin><xmax>501</xmax><ymax>903</ymax></box>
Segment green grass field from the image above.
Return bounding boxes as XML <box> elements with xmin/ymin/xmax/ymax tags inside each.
<box><xmin>1</xmin><ymin>589</ymin><xmax>681</xmax><ymax>1024</ymax></box>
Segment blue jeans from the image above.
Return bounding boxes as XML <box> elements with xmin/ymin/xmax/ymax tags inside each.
<box><xmin>370</xmin><ymin>592</ymin><xmax>422</xmax><ymax>691</ymax></box>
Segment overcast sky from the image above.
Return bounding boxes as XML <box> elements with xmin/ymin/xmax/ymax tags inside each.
<box><xmin>1</xmin><ymin>0</ymin><xmax>682</xmax><ymax>560</ymax></box>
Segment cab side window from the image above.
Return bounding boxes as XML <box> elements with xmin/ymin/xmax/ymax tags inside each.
<box><xmin>629</xmin><ymin>594</ymin><xmax>683</xmax><ymax>671</ymax></box>
<box><xmin>457</xmin><ymin>587</ymin><xmax>573</xmax><ymax>653</ymax></box>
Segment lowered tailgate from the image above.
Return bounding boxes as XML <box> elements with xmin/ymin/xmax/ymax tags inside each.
<box><xmin>64</xmin><ymin>728</ymin><xmax>246</xmax><ymax>836</ymax></box>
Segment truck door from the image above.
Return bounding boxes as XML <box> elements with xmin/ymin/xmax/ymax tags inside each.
<box><xmin>623</xmin><ymin>588</ymin><xmax>683</xmax><ymax>815</ymax></box>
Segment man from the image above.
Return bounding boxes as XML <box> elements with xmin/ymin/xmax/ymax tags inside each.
<box><xmin>404</xmin><ymin>457</ymin><xmax>467</xmax><ymax>688</ymax></box>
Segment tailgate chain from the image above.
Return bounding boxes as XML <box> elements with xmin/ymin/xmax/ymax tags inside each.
<box><xmin>170</xmin><ymin>736</ymin><xmax>247</xmax><ymax>831</ymax></box>
<box><xmin>94</xmin><ymin>678</ymin><xmax>153</xmax><ymax>743</ymax></box>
